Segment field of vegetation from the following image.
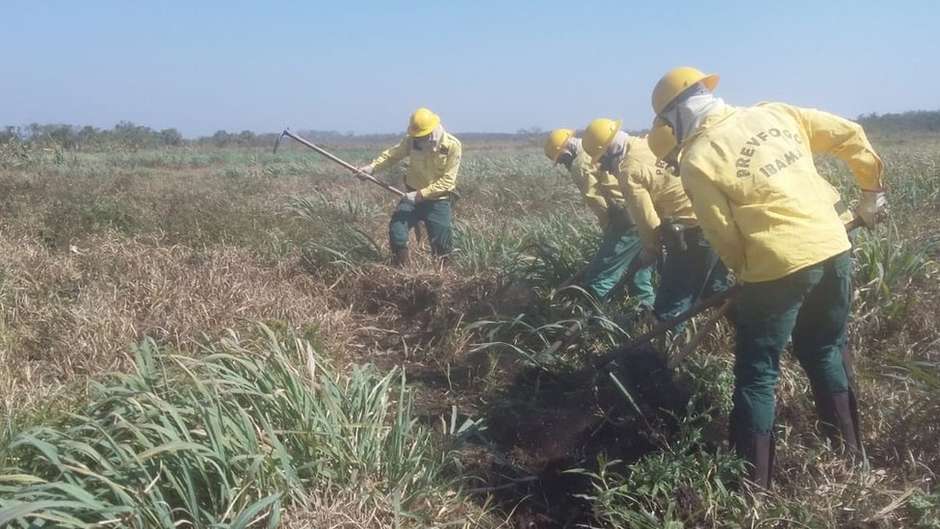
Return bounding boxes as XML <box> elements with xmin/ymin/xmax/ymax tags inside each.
<box><xmin>0</xmin><ymin>123</ymin><xmax>937</xmax><ymax>528</ymax></box>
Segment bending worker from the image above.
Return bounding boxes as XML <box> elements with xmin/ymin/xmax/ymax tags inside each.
<box><xmin>544</xmin><ymin>129</ymin><xmax>655</xmax><ymax>307</ymax></box>
<box><xmin>359</xmin><ymin>108</ymin><xmax>461</xmax><ymax>266</ymax></box>
<box><xmin>579</xmin><ymin>119</ymin><xmax>732</xmax><ymax>323</ymax></box>
<box><xmin>650</xmin><ymin>66</ymin><xmax>886</xmax><ymax>487</ymax></box>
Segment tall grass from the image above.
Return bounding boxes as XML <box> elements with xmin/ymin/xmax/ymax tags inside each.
<box><xmin>0</xmin><ymin>326</ymin><xmax>461</xmax><ymax>528</ymax></box>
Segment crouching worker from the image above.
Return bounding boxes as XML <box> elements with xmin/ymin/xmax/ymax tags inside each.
<box><xmin>651</xmin><ymin>66</ymin><xmax>886</xmax><ymax>487</ymax></box>
<box><xmin>580</xmin><ymin>118</ymin><xmax>732</xmax><ymax>324</ymax></box>
<box><xmin>359</xmin><ymin>108</ymin><xmax>461</xmax><ymax>266</ymax></box>
<box><xmin>544</xmin><ymin>129</ymin><xmax>655</xmax><ymax>308</ymax></box>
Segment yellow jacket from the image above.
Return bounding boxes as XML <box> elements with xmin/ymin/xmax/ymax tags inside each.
<box><xmin>679</xmin><ymin>102</ymin><xmax>884</xmax><ymax>282</ymax></box>
<box><xmin>370</xmin><ymin>131</ymin><xmax>462</xmax><ymax>199</ymax></box>
<box><xmin>567</xmin><ymin>139</ymin><xmax>625</xmax><ymax>229</ymax></box>
<box><xmin>616</xmin><ymin>135</ymin><xmax>697</xmax><ymax>252</ymax></box>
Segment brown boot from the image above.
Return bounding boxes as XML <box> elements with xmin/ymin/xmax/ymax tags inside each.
<box><xmin>813</xmin><ymin>389</ymin><xmax>862</xmax><ymax>456</ymax></box>
<box><xmin>392</xmin><ymin>247</ymin><xmax>411</xmax><ymax>267</ymax></box>
<box><xmin>731</xmin><ymin>428</ymin><xmax>774</xmax><ymax>489</ymax></box>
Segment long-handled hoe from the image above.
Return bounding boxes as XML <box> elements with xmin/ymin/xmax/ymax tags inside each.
<box><xmin>273</xmin><ymin>129</ymin><xmax>407</xmax><ymax>197</ymax></box>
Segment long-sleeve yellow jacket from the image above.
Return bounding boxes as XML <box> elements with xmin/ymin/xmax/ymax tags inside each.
<box><xmin>679</xmin><ymin>102</ymin><xmax>884</xmax><ymax>282</ymax></box>
<box><xmin>616</xmin><ymin>135</ymin><xmax>697</xmax><ymax>252</ymax></box>
<box><xmin>370</xmin><ymin>130</ymin><xmax>462</xmax><ymax>200</ymax></box>
<box><xmin>567</xmin><ymin>139</ymin><xmax>624</xmax><ymax>229</ymax></box>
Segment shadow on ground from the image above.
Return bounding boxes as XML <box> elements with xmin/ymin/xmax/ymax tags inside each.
<box><xmin>448</xmin><ymin>343</ymin><xmax>692</xmax><ymax>528</ymax></box>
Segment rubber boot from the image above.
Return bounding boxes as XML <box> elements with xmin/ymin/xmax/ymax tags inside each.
<box><xmin>392</xmin><ymin>247</ymin><xmax>411</xmax><ymax>268</ymax></box>
<box><xmin>813</xmin><ymin>389</ymin><xmax>862</xmax><ymax>456</ymax></box>
<box><xmin>730</xmin><ymin>422</ymin><xmax>774</xmax><ymax>490</ymax></box>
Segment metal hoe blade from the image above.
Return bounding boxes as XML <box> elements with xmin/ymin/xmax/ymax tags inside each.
<box><xmin>272</xmin><ymin>130</ymin><xmax>287</xmax><ymax>154</ymax></box>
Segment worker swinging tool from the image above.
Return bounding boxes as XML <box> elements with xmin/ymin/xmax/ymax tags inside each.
<box><xmin>649</xmin><ymin>65</ymin><xmax>887</xmax><ymax>489</ymax></box>
<box><xmin>358</xmin><ymin>108</ymin><xmax>462</xmax><ymax>267</ymax></box>
<box><xmin>276</xmin><ymin>108</ymin><xmax>461</xmax><ymax>267</ymax></box>
<box><xmin>543</xmin><ymin>128</ymin><xmax>655</xmax><ymax>307</ymax></box>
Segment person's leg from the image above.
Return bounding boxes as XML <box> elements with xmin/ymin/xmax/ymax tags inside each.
<box><xmin>627</xmin><ymin>258</ymin><xmax>656</xmax><ymax>310</ymax></box>
<box><xmin>388</xmin><ymin>199</ymin><xmax>419</xmax><ymax>266</ymax></box>
<box><xmin>653</xmin><ymin>230</ymin><xmax>715</xmax><ymax>323</ymax></box>
<box><xmin>423</xmin><ymin>199</ymin><xmax>453</xmax><ymax>257</ymax></box>
<box><xmin>791</xmin><ymin>251</ymin><xmax>859</xmax><ymax>454</ymax></box>
<box><xmin>581</xmin><ymin>226</ymin><xmax>643</xmax><ymax>301</ymax></box>
<box><xmin>732</xmin><ymin>267</ymin><xmax>817</xmax><ymax>487</ymax></box>
<box><xmin>653</xmin><ymin>246</ymin><xmax>695</xmax><ymax>322</ymax></box>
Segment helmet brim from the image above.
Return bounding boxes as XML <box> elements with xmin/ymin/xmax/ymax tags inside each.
<box><xmin>407</xmin><ymin>115</ymin><xmax>441</xmax><ymax>138</ymax></box>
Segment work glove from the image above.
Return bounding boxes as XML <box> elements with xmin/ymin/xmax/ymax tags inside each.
<box><xmin>856</xmin><ymin>189</ymin><xmax>887</xmax><ymax>228</ymax></box>
<box><xmin>607</xmin><ymin>202</ymin><xmax>634</xmax><ymax>231</ymax></box>
<box><xmin>357</xmin><ymin>164</ymin><xmax>374</xmax><ymax>180</ymax></box>
<box><xmin>402</xmin><ymin>191</ymin><xmax>420</xmax><ymax>204</ymax></box>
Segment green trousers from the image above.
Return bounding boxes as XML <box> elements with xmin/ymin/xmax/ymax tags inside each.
<box><xmin>582</xmin><ymin>225</ymin><xmax>656</xmax><ymax>307</ymax></box>
<box><xmin>389</xmin><ymin>198</ymin><xmax>452</xmax><ymax>255</ymax></box>
<box><xmin>654</xmin><ymin>228</ymin><xmax>733</xmax><ymax>322</ymax></box>
<box><xmin>732</xmin><ymin>251</ymin><xmax>853</xmax><ymax>434</ymax></box>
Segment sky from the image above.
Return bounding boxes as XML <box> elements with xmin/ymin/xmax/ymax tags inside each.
<box><xmin>1</xmin><ymin>1</ymin><xmax>938</xmax><ymax>137</ymax></box>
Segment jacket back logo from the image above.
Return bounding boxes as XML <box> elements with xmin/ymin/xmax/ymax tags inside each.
<box><xmin>734</xmin><ymin>128</ymin><xmax>804</xmax><ymax>179</ymax></box>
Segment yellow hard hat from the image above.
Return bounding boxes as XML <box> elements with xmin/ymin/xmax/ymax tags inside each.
<box><xmin>647</xmin><ymin>117</ymin><xmax>678</xmax><ymax>160</ymax></box>
<box><xmin>544</xmin><ymin>128</ymin><xmax>575</xmax><ymax>162</ymax></box>
<box><xmin>581</xmin><ymin>118</ymin><xmax>622</xmax><ymax>163</ymax></box>
<box><xmin>651</xmin><ymin>66</ymin><xmax>720</xmax><ymax>115</ymax></box>
<box><xmin>407</xmin><ymin>107</ymin><xmax>441</xmax><ymax>137</ymax></box>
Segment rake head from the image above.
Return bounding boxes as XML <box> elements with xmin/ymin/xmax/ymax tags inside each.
<box><xmin>273</xmin><ymin>129</ymin><xmax>290</xmax><ymax>154</ymax></box>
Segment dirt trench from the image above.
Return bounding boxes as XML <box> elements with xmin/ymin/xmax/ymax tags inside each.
<box><xmin>458</xmin><ymin>344</ymin><xmax>694</xmax><ymax>528</ymax></box>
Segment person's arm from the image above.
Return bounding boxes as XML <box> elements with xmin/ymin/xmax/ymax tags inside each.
<box><xmin>371</xmin><ymin>137</ymin><xmax>410</xmax><ymax>173</ymax></box>
<box><xmin>418</xmin><ymin>140</ymin><xmax>461</xmax><ymax>199</ymax></box>
<box><xmin>789</xmin><ymin>105</ymin><xmax>884</xmax><ymax>190</ymax></box>
<box><xmin>583</xmin><ymin>170</ymin><xmax>614</xmax><ymax>227</ymax></box>
<box><xmin>595</xmin><ymin>168</ymin><xmax>624</xmax><ymax>203</ymax></box>
<box><xmin>680</xmin><ymin>164</ymin><xmax>745</xmax><ymax>274</ymax></box>
<box><xmin>621</xmin><ymin>169</ymin><xmax>661</xmax><ymax>252</ymax></box>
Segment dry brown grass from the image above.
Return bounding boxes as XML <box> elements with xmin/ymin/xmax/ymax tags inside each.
<box><xmin>0</xmin><ymin>231</ymin><xmax>356</xmax><ymax>417</ymax></box>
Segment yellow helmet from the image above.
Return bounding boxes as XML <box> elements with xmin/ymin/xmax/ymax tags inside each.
<box><xmin>581</xmin><ymin>118</ymin><xmax>622</xmax><ymax>163</ymax></box>
<box><xmin>651</xmin><ymin>66</ymin><xmax>719</xmax><ymax>115</ymax></box>
<box><xmin>407</xmin><ymin>107</ymin><xmax>441</xmax><ymax>137</ymax></box>
<box><xmin>544</xmin><ymin>128</ymin><xmax>575</xmax><ymax>162</ymax></box>
<box><xmin>647</xmin><ymin>117</ymin><xmax>678</xmax><ymax>160</ymax></box>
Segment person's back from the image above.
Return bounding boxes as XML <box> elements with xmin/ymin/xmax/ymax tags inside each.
<box><xmin>651</xmin><ymin>65</ymin><xmax>885</xmax><ymax>489</ymax></box>
<box><xmin>680</xmin><ymin>102</ymin><xmax>881</xmax><ymax>282</ymax></box>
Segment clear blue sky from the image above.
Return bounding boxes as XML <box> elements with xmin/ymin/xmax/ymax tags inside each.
<box><xmin>2</xmin><ymin>1</ymin><xmax>937</xmax><ymax>137</ymax></box>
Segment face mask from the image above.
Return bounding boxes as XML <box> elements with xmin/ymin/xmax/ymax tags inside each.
<box><xmin>662</xmin><ymin>85</ymin><xmax>724</xmax><ymax>142</ymax></box>
<box><xmin>557</xmin><ymin>138</ymin><xmax>579</xmax><ymax>168</ymax></box>
<box><xmin>412</xmin><ymin>125</ymin><xmax>444</xmax><ymax>151</ymax></box>
<box><xmin>599</xmin><ymin>131</ymin><xmax>629</xmax><ymax>173</ymax></box>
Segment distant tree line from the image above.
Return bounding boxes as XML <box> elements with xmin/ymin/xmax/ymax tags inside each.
<box><xmin>3</xmin><ymin>111</ymin><xmax>937</xmax><ymax>151</ymax></box>
<box><xmin>0</xmin><ymin>122</ymin><xmax>186</xmax><ymax>150</ymax></box>
<box><xmin>856</xmin><ymin>110</ymin><xmax>940</xmax><ymax>134</ymax></box>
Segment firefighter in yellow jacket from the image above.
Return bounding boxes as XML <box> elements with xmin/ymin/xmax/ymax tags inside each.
<box><xmin>650</xmin><ymin>66</ymin><xmax>887</xmax><ymax>487</ymax></box>
<box><xmin>543</xmin><ymin>129</ymin><xmax>655</xmax><ymax>306</ymax></box>
<box><xmin>580</xmin><ymin>120</ymin><xmax>732</xmax><ymax>324</ymax></box>
<box><xmin>359</xmin><ymin>108</ymin><xmax>461</xmax><ymax>266</ymax></box>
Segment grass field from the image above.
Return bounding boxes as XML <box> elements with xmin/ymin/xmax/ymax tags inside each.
<box><xmin>0</xmin><ymin>130</ymin><xmax>937</xmax><ymax>528</ymax></box>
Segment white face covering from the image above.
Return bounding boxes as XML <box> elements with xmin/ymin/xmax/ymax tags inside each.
<box><xmin>663</xmin><ymin>87</ymin><xmax>725</xmax><ymax>142</ymax></box>
<box><xmin>558</xmin><ymin>137</ymin><xmax>580</xmax><ymax>167</ymax></box>
<box><xmin>413</xmin><ymin>124</ymin><xmax>445</xmax><ymax>151</ymax></box>
<box><xmin>599</xmin><ymin>131</ymin><xmax>629</xmax><ymax>173</ymax></box>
